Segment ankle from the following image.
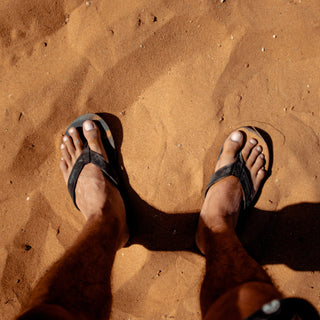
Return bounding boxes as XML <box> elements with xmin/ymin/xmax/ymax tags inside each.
<box><xmin>85</xmin><ymin>209</ymin><xmax>104</xmax><ymax>219</ymax></box>
<box><xmin>200</xmin><ymin>210</ymin><xmax>235</xmax><ymax>234</ymax></box>
<box><xmin>196</xmin><ymin>213</ymin><xmax>236</xmax><ymax>255</ymax></box>
<box><xmin>83</xmin><ymin>213</ymin><xmax>127</xmax><ymax>249</ymax></box>
<box><xmin>203</xmin><ymin>183</ymin><xmax>242</xmax><ymax>223</ymax></box>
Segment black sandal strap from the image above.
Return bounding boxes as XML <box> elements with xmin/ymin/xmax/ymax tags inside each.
<box><xmin>204</xmin><ymin>152</ymin><xmax>253</xmax><ymax>211</ymax></box>
<box><xmin>68</xmin><ymin>145</ymin><xmax>119</xmax><ymax>210</ymax></box>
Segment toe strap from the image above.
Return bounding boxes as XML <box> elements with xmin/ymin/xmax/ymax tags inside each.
<box><xmin>204</xmin><ymin>153</ymin><xmax>253</xmax><ymax>211</ymax></box>
<box><xmin>68</xmin><ymin>145</ymin><xmax>119</xmax><ymax>211</ymax></box>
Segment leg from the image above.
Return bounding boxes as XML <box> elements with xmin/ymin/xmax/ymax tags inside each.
<box><xmin>196</xmin><ymin>130</ymin><xmax>282</xmax><ymax>320</ymax></box>
<box><xmin>18</xmin><ymin>120</ymin><xmax>129</xmax><ymax>320</ymax></box>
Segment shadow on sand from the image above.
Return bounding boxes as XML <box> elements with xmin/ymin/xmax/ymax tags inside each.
<box><xmin>100</xmin><ymin>113</ymin><xmax>320</xmax><ymax>272</ymax></box>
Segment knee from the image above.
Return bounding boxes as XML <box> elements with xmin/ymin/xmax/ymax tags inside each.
<box><xmin>204</xmin><ymin>282</ymin><xmax>282</xmax><ymax>320</ymax></box>
<box><xmin>237</xmin><ymin>282</ymin><xmax>282</xmax><ymax>316</ymax></box>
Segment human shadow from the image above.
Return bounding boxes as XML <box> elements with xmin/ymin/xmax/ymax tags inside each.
<box><xmin>99</xmin><ymin>112</ymin><xmax>199</xmax><ymax>252</ymax></box>
<box><xmin>100</xmin><ymin>113</ymin><xmax>320</xmax><ymax>272</ymax></box>
<box><xmin>239</xmin><ymin>202</ymin><xmax>320</xmax><ymax>272</ymax></box>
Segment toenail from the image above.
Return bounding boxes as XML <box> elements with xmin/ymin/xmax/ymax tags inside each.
<box><xmin>84</xmin><ymin>121</ymin><xmax>94</xmax><ymax>131</ymax></box>
<box><xmin>69</xmin><ymin>127</ymin><xmax>76</xmax><ymax>134</ymax></box>
<box><xmin>260</xmin><ymin>154</ymin><xmax>264</xmax><ymax>159</ymax></box>
<box><xmin>63</xmin><ymin>136</ymin><xmax>68</xmax><ymax>142</ymax></box>
<box><xmin>250</xmin><ymin>138</ymin><xmax>257</xmax><ymax>145</ymax></box>
<box><xmin>231</xmin><ymin>131</ymin><xmax>242</xmax><ymax>142</ymax></box>
<box><xmin>60</xmin><ymin>144</ymin><xmax>65</xmax><ymax>149</ymax></box>
<box><xmin>256</xmin><ymin>146</ymin><xmax>262</xmax><ymax>152</ymax></box>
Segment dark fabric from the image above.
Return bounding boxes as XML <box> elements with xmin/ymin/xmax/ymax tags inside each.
<box><xmin>68</xmin><ymin>145</ymin><xmax>119</xmax><ymax>210</ymax></box>
<box><xmin>205</xmin><ymin>152</ymin><xmax>253</xmax><ymax>211</ymax></box>
<box><xmin>244</xmin><ymin>298</ymin><xmax>320</xmax><ymax>320</ymax></box>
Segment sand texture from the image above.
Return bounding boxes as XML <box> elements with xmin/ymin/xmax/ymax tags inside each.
<box><xmin>1</xmin><ymin>0</ymin><xmax>320</xmax><ymax>319</ymax></box>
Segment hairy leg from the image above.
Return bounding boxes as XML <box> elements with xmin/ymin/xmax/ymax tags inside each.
<box><xmin>196</xmin><ymin>130</ymin><xmax>281</xmax><ymax>320</ymax></box>
<box><xmin>18</xmin><ymin>121</ymin><xmax>129</xmax><ymax>320</ymax></box>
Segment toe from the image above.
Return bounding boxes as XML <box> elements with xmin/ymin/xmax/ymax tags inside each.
<box><xmin>256</xmin><ymin>166</ymin><xmax>267</xmax><ymax>182</ymax></box>
<box><xmin>241</xmin><ymin>138</ymin><xmax>257</xmax><ymax>161</ymax></box>
<box><xmin>68</xmin><ymin>127</ymin><xmax>83</xmax><ymax>157</ymax></box>
<box><xmin>253</xmin><ymin>165</ymin><xmax>267</xmax><ymax>192</ymax></box>
<box><xmin>252</xmin><ymin>153</ymin><xmax>265</xmax><ymax>175</ymax></box>
<box><xmin>83</xmin><ymin>120</ymin><xmax>109</xmax><ymax>161</ymax></box>
<box><xmin>61</xmin><ymin>143</ymin><xmax>72</xmax><ymax>166</ymax></box>
<box><xmin>63</xmin><ymin>135</ymin><xmax>77</xmax><ymax>160</ymax></box>
<box><xmin>246</xmin><ymin>145</ymin><xmax>262</xmax><ymax>168</ymax></box>
<box><xmin>216</xmin><ymin>131</ymin><xmax>244</xmax><ymax>170</ymax></box>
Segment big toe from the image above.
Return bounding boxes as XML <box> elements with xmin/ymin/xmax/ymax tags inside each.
<box><xmin>83</xmin><ymin>120</ymin><xmax>108</xmax><ymax>161</ymax></box>
<box><xmin>216</xmin><ymin>131</ymin><xmax>244</xmax><ymax>170</ymax></box>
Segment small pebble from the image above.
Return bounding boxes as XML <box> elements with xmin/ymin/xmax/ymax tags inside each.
<box><xmin>177</xmin><ymin>144</ymin><xmax>182</xmax><ymax>148</ymax></box>
<box><xmin>221</xmin><ymin>0</ymin><xmax>225</xmax><ymax>3</ymax></box>
<box><xmin>26</xmin><ymin>197</ymin><xmax>30</xmax><ymax>201</ymax></box>
<box><xmin>230</xmin><ymin>35</ymin><xmax>234</xmax><ymax>40</ymax></box>
<box><xmin>261</xmin><ymin>47</ymin><xmax>265</xmax><ymax>52</ymax></box>
<box><xmin>140</xmin><ymin>44</ymin><xmax>144</xmax><ymax>48</ymax></box>
<box><xmin>86</xmin><ymin>1</ymin><xmax>91</xmax><ymax>6</ymax></box>
<box><xmin>307</xmin><ymin>84</ymin><xmax>310</xmax><ymax>88</ymax></box>
<box><xmin>273</xmin><ymin>35</ymin><xmax>277</xmax><ymax>38</ymax></box>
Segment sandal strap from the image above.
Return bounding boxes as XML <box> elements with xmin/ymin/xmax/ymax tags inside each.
<box><xmin>204</xmin><ymin>152</ymin><xmax>253</xmax><ymax>211</ymax></box>
<box><xmin>68</xmin><ymin>145</ymin><xmax>119</xmax><ymax>210</ymax></box>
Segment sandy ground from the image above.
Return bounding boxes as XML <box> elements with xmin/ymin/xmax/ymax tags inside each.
<box><xmin>1</xmin><ymin>0</ymin><xmax>320</xmax><ymax>319</ymax></box>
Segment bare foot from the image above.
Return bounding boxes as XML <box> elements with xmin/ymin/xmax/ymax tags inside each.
<box><xmin>60</xmin><ymin>120</ymin><xmax>129</xmax><ymax>248</ymax></box>
<box><xmin>196</xmin><ymin>130</ymin><xmax>267</xmax><ymax>254</ymax></box>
